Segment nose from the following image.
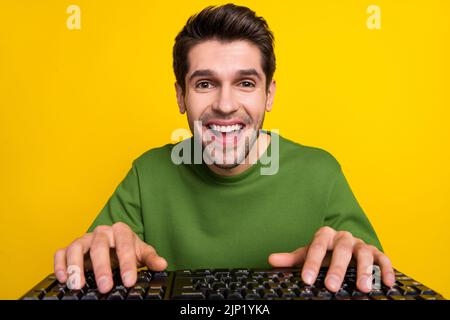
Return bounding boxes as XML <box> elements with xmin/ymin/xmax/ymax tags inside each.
<box><xmin>211</xmin><ymin>84</ymin><xmax>239</xmax><ymax>115</ymax></box>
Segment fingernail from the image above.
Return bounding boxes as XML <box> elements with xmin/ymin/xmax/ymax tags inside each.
<box><xmin>123</xmin><ymin>272</ymin><xmax>133</xmax><ymax>286</ymax></box>
<box><xmin>157</xmin><ymin>257</ymin><xmax>168</xmax><ymax>269</ymax></box>
<box><xmin>326</xmin><ymin>275</ymin><xmax>340</xmax><ymax>291</ymax></box>
<box><xmin>98</xmin><ymin>276</ymin><xmax>109</xmax><ymax>292</ymax></box>
<box><xmin>302</xmin><ymin>270</ymin><xmax>314</xmax><ymax>284</ymax></box>
<box><xmin>56</xmin><ymin>271</ymin><xmax>66</xmax><ymax>281</ymax></box>
<box><xmin>360</xmin><ymin>275</ymin><xmax>372</xmax><ymax>291</ymax></box>
<box><xmin>387</xmin><ymin>272</ymin><xmax>396</xmax><ymax>284</ymax></box>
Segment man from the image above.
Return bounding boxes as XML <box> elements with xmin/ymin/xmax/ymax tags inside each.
<box><xmin>53</xmin><ymin>3</ymin><xmax>395</xmax><ymax>295</ymax></box>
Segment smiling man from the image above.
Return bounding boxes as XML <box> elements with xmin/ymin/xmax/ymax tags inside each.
<box><xmin>53</xmin><ymin>3</ymin><xmax>395</xmax><ymax>295</ymax></box>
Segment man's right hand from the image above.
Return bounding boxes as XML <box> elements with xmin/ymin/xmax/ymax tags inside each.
<box><xmin>53</xmin><ymin>222</ymin><xmax>168</xmax><ymax>293</ymax></box>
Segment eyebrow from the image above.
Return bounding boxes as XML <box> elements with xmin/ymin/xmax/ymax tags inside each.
<box><xmin>237</xmin><ymin>69</ymin><xmax>262</xmax><ymax>80</ymax></box>
<box><xmin>188</xmin><ymin>68</ymin><xmax>262</xmax><ymax>82</ymax></box>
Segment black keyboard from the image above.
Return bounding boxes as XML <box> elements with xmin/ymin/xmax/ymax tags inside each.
<box><xmin>21</xmin><ymin>267</ymin><xmax>445</xmax><ymax>300</ymax></box>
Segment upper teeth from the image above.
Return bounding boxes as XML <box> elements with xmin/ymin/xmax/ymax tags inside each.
<box><xmin>208</xmin><ymin>124</ymin><xmax>243</xmax><ymax>133</ymax></box>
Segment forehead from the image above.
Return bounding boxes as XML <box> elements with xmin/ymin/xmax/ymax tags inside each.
<box><xmin>186</xmin><ymin>39</ymin><xmax>263</xmax><ymax>77</ymax></box>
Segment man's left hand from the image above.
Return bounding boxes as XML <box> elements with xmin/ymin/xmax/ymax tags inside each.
<box><xmin>268</xmin><ymin>226</ymin><xmax>396</xmax><ymax>293</ymax></box>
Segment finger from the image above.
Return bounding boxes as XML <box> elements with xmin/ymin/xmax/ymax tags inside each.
<box><xmin>268</xmin><ymin>246</ymin><xmax>309</xmax><ymax>267</ymax></box>
<box><xmin>138</xmin><ymin>240</ymin><xmax>168</xmax><ymax>271</ymax></box>
<box><xmin>54</xmin><ymin>248</ymin><xmax>67</xmax><ymax>283</ymax></box>
<box><xmin>354</xmin><ymin>243</ymin><xmax>375</xmax><ymax>293</ymax></box>
<box><xmin>301</xmin><ymin>227</ymin><xmax>336</xmax><ymax>285</ymax></box>
<box><xmin>90</xmin><ymin>229</ymin><xmax>115</xmax><ymax>293</ymax></box>
<box><xmin>374</xmin><ymin>250</ymin><xmax>396</xmax><ymax>287</ymax></box>
<box><xmin>65</xmin><ymin>234</ymin><xmax>92</xmax><ymax>290</ymax></box>
<box><xmin>113</xmin><ymin>222</ymin><xmax>138</xmax><ymax>287</ymax></box>
<box><xmin>325</xmin><ymin>232</ymin><xmax>354</xmax><ymax>292</ymax></box>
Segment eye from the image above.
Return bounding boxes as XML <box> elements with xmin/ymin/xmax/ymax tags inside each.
<box><xmin>239</xmin><ymin>80</ymin><xmax>255</xmax><ymax>88</ymax></box>
<box><xmin>195</xmin><ymin>81</ymin><xmax>214</xmax><ymax>89</ymax></box>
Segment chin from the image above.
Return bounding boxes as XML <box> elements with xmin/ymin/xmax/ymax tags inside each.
<box><xmin>209</xmin><ymin>148</ymin><xmax>249</xmax><ymax>169</ymax></box>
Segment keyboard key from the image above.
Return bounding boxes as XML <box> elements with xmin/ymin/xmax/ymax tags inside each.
<box><xmin>192</xmin><ymin>269</ymin><xmax>212</xmax><ymax>276</ymax></box>
<box><xmin>369</xmin><ymin>289</ymin><xmax>384</xmax><ymax>296</ymax></box>
<box><xmin>145</xmin><ymin>288</ymin><xmax>164</xmax><ymax>300</ymax></box>
<box><xmin>176</xmin><ymin>270</ymin><xmax>192</xmax><ymax>276</ymax></box>
<box><xmin>418</xmin><ymin>294</ymin><xmax>445</xmax><ymax>300</ymax></box>
<box><xmin>153</xmin><ymin>272</ymin><xmax>168</xmax><ymax>278</ymax></box>
<box><xmin>316</xmin><ymin>288</ymin><xmax>333</xmax><ymax>299</ymax></box>
<box><xmin>205</xmin><ymin>275</ymin><xmax>217</xmax><ymax>283</ymax></box>
<box><xmin>227</xmin><ymin>291</ymin><xmax>244</xmax><ymax>300</ymax></box>
<box><xmin>232</xmin><ymin>269</ymin><xmax>250</xmax><ymax>275</ymax></box>
<box><xmin>352</xmin><ymin>290</ymin><xmax>367</xmax><ymax>297</ymax></box>
<box><xmin>207</xmin><ymin>292</ymin><xmax>225</xmax><ymax>300</ymax></box>
<box><xmin>259</xmin><ymin>289</ymin><xmax>279</xmax><ymax>299</ymax></box>
<box><xmin>173</xmin><ymin>289</ymin><xmax>205</xmax><ymax>300</ymax></box>
<box><xmin>137</xmin><ymin>271</ymin><xmax>152</xmax><ymax>282</ymax></box>
<box><xmin>212</xmin><ymin>282</ymin><xmax>226</xmax><ymax>290</ymax></box>
<box><xmin>291</xmin><ymin>296</ymin><xmax>311</xmax><ymax>300</ymax></box>
<box><xmin>33</xmin><ymin>277</ymin><xmax>57</xmax><ymax>294</ymax></box>
<box><xmin>335</xmin><ymin>288</ymin><xmax>350</xmax><ymax>298</ymax></box>
<box><xmin>134</xmin><ymin>281</ymin><xmax>150</xmax><ymax>291</ymax></box>
<box><xmin>299</xmin><ymin>286</ymin><xmax>314</xmax><ymax>298</ymax></box>
<box><xmin>278</xmin><ymin>288</ymin><xmax>297</xmax><ymax>298</ymax></box>
<box><xmin>312</xmin><ymin>295</ymin><xmax>332</xmax><ymax>300</ymax></box>
<box><xmin>42</xmin><ymin>291</ymin><xmax>63</xmax><ymax>300</ymax></box>
<box><xmin>62</xmin><ymin>290</ymin><xmax>83</xmax><ymax>300</ymax></box>
<box><xmin>245</xmin><ymin>281</ymin><xmax>259</xmax><ymax>290</ymax></box>
<box><xmin>194</xmin><ymin>282</ymin><xmax>209</xmax><ymax>290</ymax></box>
<box><xmin>175</xmin><ymin>277</ymin><xmax>193</xmax><ymax>287</ymax></box>
<box><xmin>114</xmin><ymin>285</ymin><xmax>128</xmax><ymax>294</ymax></box>
<box><xmin>399</xmin><ymin>280</ymin><xmax>420</xmax><ymax>287</ymax></box>
<box><xmin>43</xmin><ymin>286</ymin><xmax>65</xmax><ymax>300</ymax></box>
<box><xmin>335</xmin><ymin>295</ymin><xmax>351</xmax><ymax>300</ymax></box>
<box><xmin>81</xmin><ymin>289</ymin><xmax>102</xmax><ymax>300</ymax></box>
<box><xmin>149</xmin><ymin>277</ymin><xmax>167</xmax><ymax>290</ymax></box>
<box><xmin>107</xmin><ymin>290</ymin><xmax>125</xmax><ymax>300</ymax></box>
<box><xmin>370</xmin><ymin>295</ymin><xmax>389</xmax><ymax>300</ymax></box>
<box><xmin>22</xmin><ymin>290</ymin><xmax>44</xmax><ymax>300</ymax></box>
<box><xmin>218</xmin><ymin>287</ymin><xmax>229</xmax><ymax>295</ymax></box>
<box><xmin>390</xmin><ymin>295</ymin><xmax>417</xmax><ymax>300</ymax></box>
<box><xmin>221</xmin><ymin>276</ymin><xmax>233</xmax><ymax>284</ymax></box>
<box><xmin>385</xmin><ymin>287</ymin><xmax>402</xmax><ymax>296</ymax></box>
<box><xmin>126</xmin><ymin>289</ymin><xmax>144</xmax><ymax>300</ymax></box>
<box><xmin>229</xmin><ymin>282</ymin><xmax>244</xmax><ymax>290</ymax></box>
<box><xmin>399</xmin><ymin>286</ymin><xmax>419</xmax><ymax>296</ymax></box>
<box><xmin>244</xmin><ymin>292</ymin><xmax>261</xmax><ymax>300</ymax></box>
<box><xmin>415</xmin><ymin>285</ymin><xmax>435</xmax><ymax>295</ymax></box>
<box><xmin>263</xmin><ymin>281</ymin><xmax>281</xmax><ymax>290</ymax></box>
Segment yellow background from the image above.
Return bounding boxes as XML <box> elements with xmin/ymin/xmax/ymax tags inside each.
<box><xmin>1</xmin><ymin>0</ymin><xmax>449</xmax><ymax>299</ymax></box>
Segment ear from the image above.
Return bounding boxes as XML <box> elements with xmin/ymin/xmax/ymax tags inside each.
<box><xmin>265</xmin><ymin>79</ymin><xmax>276</xmax><ymax>112</ymax></box>
<box><xmin>175</xmin><ymin>82</ymin><xmax>186</xmax><ymax>114</ymax></box>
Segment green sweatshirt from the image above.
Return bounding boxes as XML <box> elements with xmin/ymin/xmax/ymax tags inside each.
<box><xmin>87</xmin><ymin>132</ymin><xmax>383</xmax><ymax>270</ymax></box>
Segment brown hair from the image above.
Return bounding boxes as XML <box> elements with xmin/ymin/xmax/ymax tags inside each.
<box><xmin>173</xmin><ymin>3</ymin><xmax>276</xmax><ymax>94</ymax></box>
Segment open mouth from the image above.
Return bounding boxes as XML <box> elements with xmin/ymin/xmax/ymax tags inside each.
<box><xmin>203</xmin><ymin>123</ymin><xmax>246</xmax><ymax>147</ymax></box>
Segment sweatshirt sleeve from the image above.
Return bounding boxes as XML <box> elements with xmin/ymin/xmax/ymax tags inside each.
<box><xmin>323</xmin><ymin>166</ymin><xmax>384</xmax><ymax>252</ymax></box>
<box><xmin>86</xmin><ymin>161</ymin><xmax>145</xmax><ymax>241</ymax></box>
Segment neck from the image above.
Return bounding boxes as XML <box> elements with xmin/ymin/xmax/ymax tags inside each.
<box><xmin>207</xmin><ymin>131</ymin><xmax>271</xmax><ymax>176</ymax></box>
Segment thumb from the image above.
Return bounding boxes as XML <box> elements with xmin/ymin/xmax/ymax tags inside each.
<box><xmin>268</xmin><ymin>246</ymin><xmax>308</xmax><ymax>267</ymax></box>
<box><xmin>136</xmin><ymin>240</ymin><xmax>168</xmax><ymax>271</ymax></box>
